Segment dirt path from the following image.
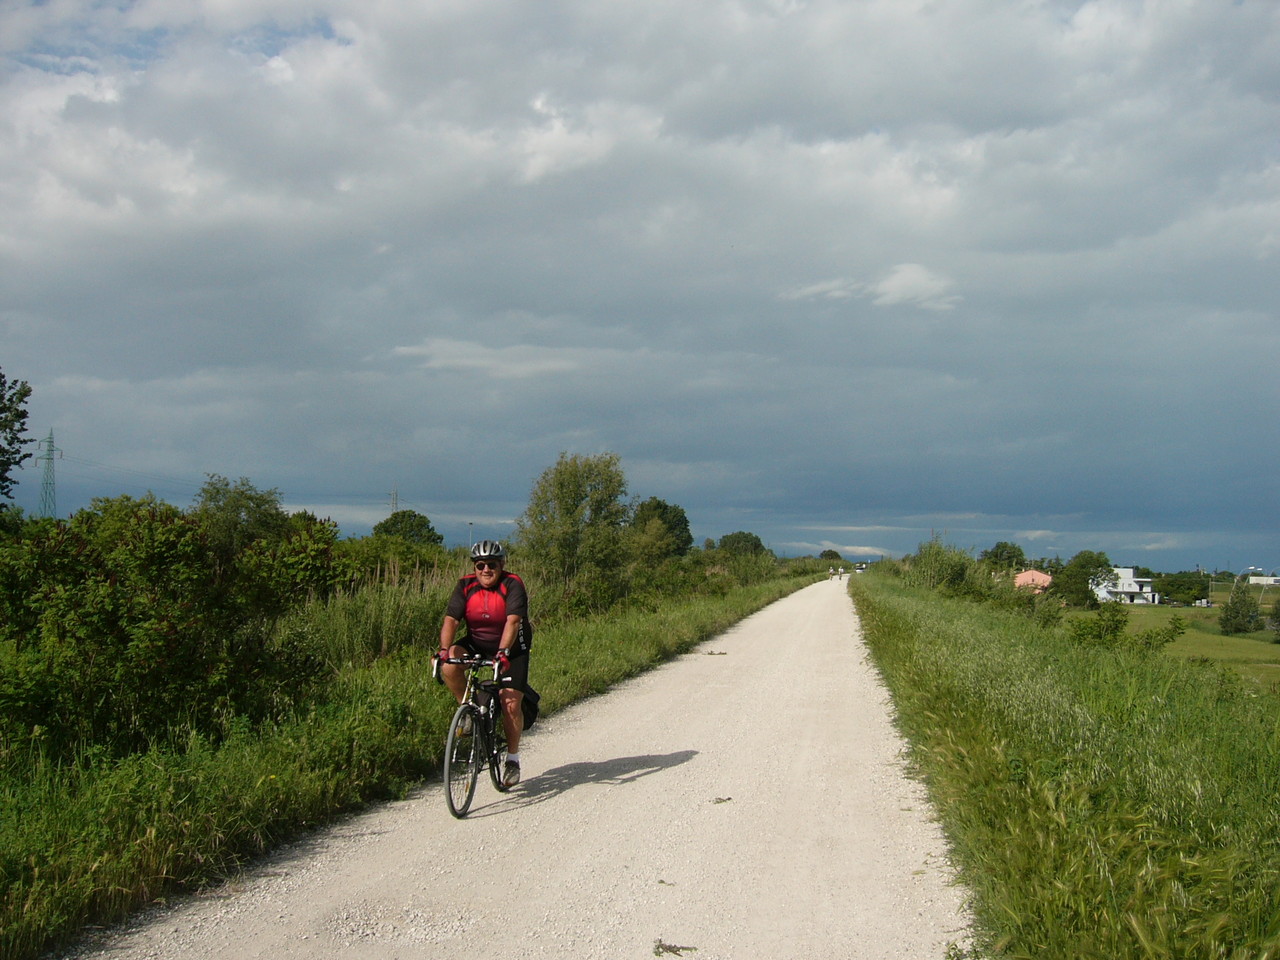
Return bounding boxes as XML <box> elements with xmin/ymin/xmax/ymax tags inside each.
<box><xmin>63</xmin><ymin>579</ymin><xmax>970</xmax><ymax>960</ymax></box>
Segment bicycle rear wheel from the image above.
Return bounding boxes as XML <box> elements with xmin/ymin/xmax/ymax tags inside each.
<box><xmin>444</xmin><ymin>704</ymin><xmax>480</xmax><ymax>818</ymax></box>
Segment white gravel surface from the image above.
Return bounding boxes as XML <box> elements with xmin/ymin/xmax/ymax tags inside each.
<box><xmin>60</xmin><ymin>578</ymin><xmax>971</xmax><ymax>960</ymax></box>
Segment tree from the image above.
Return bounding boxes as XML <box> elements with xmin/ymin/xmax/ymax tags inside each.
<box><xmin>1153</xmin><ymin>571</ymin><xmax>1210</xmax><ymax>606</ymax></box>
<box><xmin>516</xmin><ymin>452</ymin><xmax>629</xmax><ymax>603</ymax></box>
<box><xmin>373</xmin><ymin>509</ymin><xmax>444</xmax><ymax>546</ymax></box>
<box><xmin>1219</xmin><ymin>581</ymin><xmax>1262</xmax><ymax>635</ymax></box>
<box><xmin>1029</xmin><ymin>556</ymin><xmax>1064</xmax><ymax>576</ymax></box>
<box><xmin>189</xmin><ymin>474</ymin><xmax>291</xmax><ymax>568</ymax></box>
<box><xmin>630</xmin><ymin>496</ymin><xmax>693</xmax><ymax>557</ymax></box>
<box><xmin>819</xmin><ymin>549</ymin><xmax>843</xmax><ymax>561</ymax></box>
<box><xmin>979</xmin><ymin>541</ymin><xmax>1026</xmax><ymax>571</ymax></box>
<box><xmin>1051</xmin><ymin>550</ymin><xmax>1115</xmax><ymax>607</ymax></box>
<box><xmin>0</xmin><ymin>367</ymin><xmax>34</xmax><ymax>504</ymax></box>
<box><xmin>717</xmin><ymin>531</ymin><xmax>768</xmax><ymax>556</ymax></box>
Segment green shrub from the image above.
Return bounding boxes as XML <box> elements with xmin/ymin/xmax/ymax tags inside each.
<box><xmin>901</xmin><ymin>534</ymin><xmax>974</xmax><ymax>591</ymax></box>
<box><xmin>1219</xmin><ymin>587</ymin><xmax>1263</xmax><ymax>636</ymax></box>
<box><xmin>0</xmin><ymin>498</ymin><xmax>341</xmax><ymax>755</ymax></box>
<box><xmin>1069</xmin><ymin>602</ymin><xmax>1187</xmax><ymax>653</ymax></box>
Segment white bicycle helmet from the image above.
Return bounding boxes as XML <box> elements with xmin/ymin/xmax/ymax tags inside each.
<box><xmin>470</xmin><ymin>539</ymin><xmax>507</xmax><ymax>562</ymax></box>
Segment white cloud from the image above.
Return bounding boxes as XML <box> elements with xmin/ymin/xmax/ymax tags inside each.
<box><xmin>783</xmin><ymin>540</ymin><xmax>894</xmax><ymax>559</ymax></box>
<box><xmin>869</xmin><ymin>263</ymin><xmax>960</xmax><ymax>311</ymax></box>
<box><xmin>781</xmin><ymin>264</ymin><xmax>960</xmax><ymax>310</ymax></box>
<box><xmin>1018</xmin><ymin>531</ymin><xmax>1060</xmax><ymax>543</ymax></box>
<box><xmin>779</xmin><ymin>278</ymin><xmax>864</xmax><ymax>301</ymax></box>
<box><xmin>519</xmin><ymin>95</ymin><xmax>662</xmax><ymax>182</ymax></box>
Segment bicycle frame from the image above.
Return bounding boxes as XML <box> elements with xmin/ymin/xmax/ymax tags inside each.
<box><xmin>445</xmin><ymin>655</ymin><xmax>500</xmax><ymax>728</ymax></box>
<box><xmin>439</xmin><ymin>656</ymin><xmax>511</xmax><ymax>817</ymax></box>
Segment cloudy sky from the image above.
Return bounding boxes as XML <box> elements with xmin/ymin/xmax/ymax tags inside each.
<box><xmin>2</xmin><ymin>0</ymin><xmax>1276</xmax><ymax>572</ymax></box>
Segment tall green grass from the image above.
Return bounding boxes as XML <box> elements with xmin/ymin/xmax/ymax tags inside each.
<box><xmin>276</xmin><ymin>579</ymin><xmax>452</xmax><ymax>670</ymax></box>
<box><xmin>1</xmin><ymin>573</ymin><xmax>816</xmax><ymax>960</ymax></box>
<box><xmin>851</xmin><ymin>573</ymin><xmax>1280</xmax><ymax>959</ymax></box>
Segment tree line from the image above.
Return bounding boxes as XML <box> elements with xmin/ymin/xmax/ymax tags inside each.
<box><xmin>0</xmin><ymin>465</ymin><xmax>788</xmax><ymax>757</ymax></box>
<box><xmin>900</xmin><ymin>536</ymin><xmax>1276</xmax><ymax>640</ymax></box>
<box><xmin>976</xmin><ymin>539</ymin><xmax>1252</xmax><ymax>606</ymax></box>
<box><xmin>1</xmin><ymin>366</ymin><xmax>809</xmax><ymax>760</ymax></box>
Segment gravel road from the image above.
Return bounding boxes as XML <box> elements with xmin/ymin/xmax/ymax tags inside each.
<box><xmin>61</xmin><ymin>578</ymin><xmax>971</xmax><ymax>960</ymax></box>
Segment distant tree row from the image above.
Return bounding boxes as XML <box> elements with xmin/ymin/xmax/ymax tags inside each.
<box><xmin>1</xmin><ymin>373</ymin><xmax>759</xmax><ymax>587</ymax></box>
<box><xmin>961</xmin><ymin>537</ymin><xmax>1275</xmax><ymax>637</ymax></box>
<box><xmin>0</xmin><ymin>455</ymin><xmax>803</xmax><ymax>756</ymax></box>
<box><xmin>2</xmin><ymin>375</ymin><xmax>791</xmax><ymax>741</ymax></box>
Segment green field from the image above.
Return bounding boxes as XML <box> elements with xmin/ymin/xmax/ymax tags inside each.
<box><xmin>1069</xmin><ymin>584</ymin><xmax>1280</xmax><ymax>689</ymax></box>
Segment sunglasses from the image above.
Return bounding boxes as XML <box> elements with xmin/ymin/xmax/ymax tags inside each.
<box><xmin>473</xmin><ymin>560</ymin><xmax>501</xmax><ymax>570</ymax></box>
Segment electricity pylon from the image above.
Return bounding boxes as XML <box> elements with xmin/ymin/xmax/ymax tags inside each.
<box><xmin>35</xmin><ymin>430</ymin><xmax>61</xmax><ymax>518</ymax></box>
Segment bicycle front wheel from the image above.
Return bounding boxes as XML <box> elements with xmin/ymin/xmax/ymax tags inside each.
<box><xmin>488</xmin><ymin>709</ymin><xmax>510</xmax><ymax>793</ymax></box>
<box><xmin>444</xmin><ymin>704</ymin><xmax>481</xmax><ymax>818</ymax></box>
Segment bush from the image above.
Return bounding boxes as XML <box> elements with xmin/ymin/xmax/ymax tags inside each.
<box><xmin>1069</xmin><ymin>602</ymin><xmax>1186</xmax><ymax>652</ymax></box>
<box><xmin>1219</xmin><ymin>587</ymin><xmax>1263</xmax><ymax>636</ymax></box>
<box><xmin>334</xmin><ymin>534</ymin><xmax>452</xmax><ymax>583</ymax></box>
<box><xmin>902</xmin><ymin>535</ymin><xmax>974</xmax><ymax>592</ymax></box>
<box><xmin>0</xmin><ymin>497</ymin><xmax>341</xmax><ymax>755</ymax></box>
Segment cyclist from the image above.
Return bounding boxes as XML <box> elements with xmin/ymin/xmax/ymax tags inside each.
<box><xmin>437</xmin><ymin>540</ymin><xmax>532</xmax><ymax>787</ymax></box>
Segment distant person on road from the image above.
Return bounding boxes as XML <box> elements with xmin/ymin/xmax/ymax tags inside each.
<box><xmin>437</xmin><ymin>540</ymin><xmax>533</xmax><ymax>787</ymax></box>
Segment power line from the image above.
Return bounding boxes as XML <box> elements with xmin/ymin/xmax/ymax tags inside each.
<box><xmin>57</xmin><ymin>454</ymin><xmax>208</xmax><ymax>496</ymax></box>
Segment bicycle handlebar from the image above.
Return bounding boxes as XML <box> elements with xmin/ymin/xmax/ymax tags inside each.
<box><xmin>432</xmin><ymin>653</ymin><xmax>497</xmax><ymax>685</ymax></box>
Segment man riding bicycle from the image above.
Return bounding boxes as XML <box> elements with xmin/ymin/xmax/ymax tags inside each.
<box><xmin>437</xmin><ymin>540</ymin><xmax>531</xmax><ymax>787</ymax></box>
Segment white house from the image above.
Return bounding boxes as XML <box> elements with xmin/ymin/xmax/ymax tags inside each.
<box><xmin>1092</xmin><ymin>567</ymin><xmax>1161</xmax><ymax>604</ymax></box>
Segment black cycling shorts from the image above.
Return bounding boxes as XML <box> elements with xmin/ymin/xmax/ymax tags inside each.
<box><xmin>457</xmin><ymin>639</ymin><xmax>529</xmax><ymax>692</ymax></box>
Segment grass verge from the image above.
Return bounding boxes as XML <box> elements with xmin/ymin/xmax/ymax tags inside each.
<box><xmin>850</xmin><ymin>573</ymin><xmax>1280</xmax><ymax>959</ymax></box>
<box><xmin>1</xmin><ymin>575</ymin><xmax>815</xmax><ymax>960</ymax></box>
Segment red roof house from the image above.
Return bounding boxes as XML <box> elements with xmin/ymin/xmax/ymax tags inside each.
<box><xmin>1014</xmin><ymin>569</ymin><xmax>1052</xmax><ymax>593</ymax></box>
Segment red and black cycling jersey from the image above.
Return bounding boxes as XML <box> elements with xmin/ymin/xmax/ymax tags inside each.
<box><xmin>444</xmin><ymin>570</ymin><xmax>531</xmax><ymax>654</ymax></box>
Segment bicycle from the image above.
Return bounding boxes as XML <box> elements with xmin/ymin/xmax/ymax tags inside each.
<box><xmin>434</xmin><ymin>655</ymin><xmax>513</xmax><ymax>818</ymax></box>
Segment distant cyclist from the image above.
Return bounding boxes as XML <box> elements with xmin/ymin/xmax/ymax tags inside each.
<box><xmin>437</xmin><ymin>540</ymin><xmax>532</xmax><ymax>787</ymax></box>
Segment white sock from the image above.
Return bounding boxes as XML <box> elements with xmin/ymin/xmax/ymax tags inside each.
<box><xmin>507</xmin><ymin>752</ymin><xmax>520</xmax><ymax>765</ymax></box>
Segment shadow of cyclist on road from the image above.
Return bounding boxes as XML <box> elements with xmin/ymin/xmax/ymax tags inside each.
<box><xmin>467</xmin><ymin>750</ymin><xmax>698</xmax><ymax>816</ymax></box>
